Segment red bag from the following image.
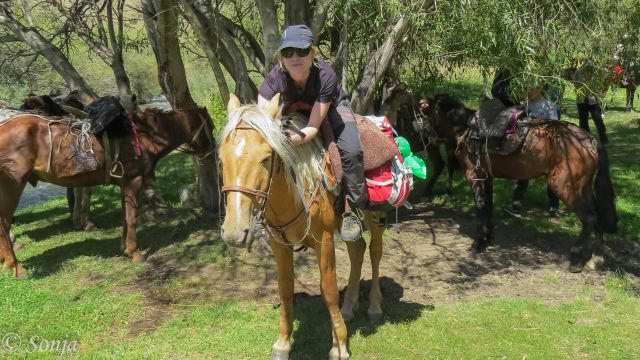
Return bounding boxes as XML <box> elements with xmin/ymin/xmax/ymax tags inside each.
<box><xmin>364</xmin><ymin>116</ymin><xmax>413</xmax><ymax>209</ymax></box>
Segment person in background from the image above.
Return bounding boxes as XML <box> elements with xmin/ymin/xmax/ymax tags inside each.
<box><xmin>503</xmin><ymin>85</ymin><xmax>561</xmax><ymax>218</ymax></box>
<box><xmin>571</xmin><ymin>62</ymin><xmax>608</xmax><ymax>144</ymax></box>
<box><xmin>257</xmin><ymin>24</ymin><xmax>366</xmax><ymax>242</ymax></box>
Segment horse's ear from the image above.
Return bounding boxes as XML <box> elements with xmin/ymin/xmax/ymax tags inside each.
<box><xmin>227</xmin><ymin>93</ymin><xmax>241</xmax><ymax>114</ymax></box>
<box><xmin>265</xmin><ymin>93</ymin><xmax>280</xmax><ymax>118</ymax></box>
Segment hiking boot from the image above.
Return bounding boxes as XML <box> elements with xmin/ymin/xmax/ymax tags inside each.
<box><xmin>502</xmin><ymin>204</ymin><xmax>522</xmax><ymax>218</ymax></box>
<box><xmin>340</xmin><ymin>211</ymin><xmax>362</xmax><ymax>242</ymax></box>
<box><xmin>548</xmin><ymin>207</ymin><xmax>560</xmax><ymax>218</ymax></box>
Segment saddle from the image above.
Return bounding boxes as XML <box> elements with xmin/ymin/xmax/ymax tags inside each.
<box><xmin>51</xmin><ymin>96</ymin><xmax>137</xmax><ymax>180</ymax></box>
<box><xmin>48</xmin><ymin>120</ymin><xmax>99</xmax><ymax>178</ymax></box>
<box><xmin>282</xmin><ymin>103</ymin><xmax>397</xmax><ymax>184</ymax></box>
<box><xmin>468</xmin><ymin>99</ymin><xmax>530</xmax><ymax>155</ymax></box>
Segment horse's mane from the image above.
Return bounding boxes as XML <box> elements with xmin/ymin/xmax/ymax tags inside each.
<box><xmin>220</xmin><ymin>104</ymin><xmax>324</xmax><ymax>201</ymax></box>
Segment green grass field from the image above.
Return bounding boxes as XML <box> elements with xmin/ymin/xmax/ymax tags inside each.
<box><xmin>1</xmin><ymin>74</ymin><xmax>639</xmax><ymax>359</ymax></box>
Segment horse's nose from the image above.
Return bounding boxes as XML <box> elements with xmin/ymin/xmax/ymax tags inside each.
<box><xmin>220</xmin><ymin>226</ymin><xmax>252</xmax><ymax>248</ymax></box>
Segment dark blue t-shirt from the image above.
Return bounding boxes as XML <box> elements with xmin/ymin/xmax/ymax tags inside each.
<box><xmin>258</xmin><ymin>59</ymin><xmax>348</xmax><ymax>107</ymax></box>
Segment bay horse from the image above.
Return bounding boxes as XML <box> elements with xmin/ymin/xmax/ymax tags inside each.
<box><xmin>0</xmin><ymin>101</ymin><xmax>215</xmax><ymax>278</ymax></box>
<box><xmin>219</xmin><ymin>94</ymin><xmax>386</xmax><ymax>360</ymax></box>
<box><xmin>20</xmin><ymin>93</ymin><xmax>96</xmax><ymax>230</ymax></box>
<box><xmin>423</xmin><ymin>94</ymin><xmax>618</xmax><ymax>272</ymax></box>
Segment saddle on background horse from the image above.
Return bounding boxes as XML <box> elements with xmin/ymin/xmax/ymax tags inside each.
<box><xmin>51</xmin><ymin>96</ymin><xmax>138</xmax><ymax>179</ymax></box>
<box><xmin>468</xmin><ymin>98</ymin><xmax>530</xmax><ymax>155</ymax></box>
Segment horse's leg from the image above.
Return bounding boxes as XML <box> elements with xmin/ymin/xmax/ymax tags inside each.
<box><xmin>423</xmin><ymin>145</ymin><xmax>444</xmax><ymax>200</ymax></box>
<box><xmin>72</xmin><ymin>187</ymin><xmax>83</xmax><ymax>230</ymax></box>
<box><xmin>340</xmin><ymin>237</ymin><xmax>365</xmax><ymax>322</ymax></box>
<box><xmin>471</xmin><ymin>175</ymin><xmax>494</xmax><ymax>252</ymax></box>
<box><xmin>547</xmin><ymin>173</ymin><xmax>595</xmax><ymax>272</ymax></box>
<box><xmin>121</xmin><ymin>177</ymin><xmax>145</xmax><ymax>263</ymax></box>
<box><xmin>315</xmin><ymin>230</ymin><xmax>349</xmax><ymax>360</ymax></box>
<box><xmin>367</xmin><ymin>211</ymin><xmax>385</xmax><ymax>323</ymax></box>
<box><xmin>445</xmin><ymin>145</ymin><xmax>457</xmax><ymax>197</ymax></box>
<box><xmin>270</xmin><ymin>240</ymin><xmax>294</xmax><ymax>360</ymax></box>
<box><xmin>0</xmin><ymin>183</ymin><xmax>27</xmax><ymax>278</ymax></box>
<box><xmin>81</xmin><ymin>187</ymin><xmax>96</xmax><ymax>231</ymax></box>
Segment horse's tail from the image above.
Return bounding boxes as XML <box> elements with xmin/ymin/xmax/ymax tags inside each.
<box><xmin>594</xmin><ymin>143</ymin><xmax>618</xmax><ymax>234</ymax></box>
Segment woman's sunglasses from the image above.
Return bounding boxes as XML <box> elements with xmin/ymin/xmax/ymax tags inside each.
<box><xmin>280</xmin><ymin>47</ymin><xmax>311</xmax><ymax>58</ymax></box>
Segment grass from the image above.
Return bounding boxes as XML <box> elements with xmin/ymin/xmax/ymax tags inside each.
<box><xmin>1</xmin><ymin>74</ymin><xmax>640</xmax><ymax>359</ymax></box>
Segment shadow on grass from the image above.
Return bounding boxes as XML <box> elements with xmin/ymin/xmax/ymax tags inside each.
<box><xmin>289</xmin><ymin>276</ymin><xmax>431</xmax><ymax>359</ymax></box>
<box><xmin>22</xmin><ymin>208</ymin><xmax>216</xmax><ymax>279</ymax></box>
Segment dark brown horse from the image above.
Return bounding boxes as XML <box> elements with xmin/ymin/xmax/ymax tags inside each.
<box><xmin>389</xmin><ymin>91</ymin><xmax>458</xmax><ymax>199</ymax></box>
<box><xmin>0</xmin><ymin>101</ymin><xmax>215</xmax><ymax>277</ymax></box>
<box><xmin>422</xmin><ymin>94</ymin><xmax>618</xmax><ymax>272</ymax></box>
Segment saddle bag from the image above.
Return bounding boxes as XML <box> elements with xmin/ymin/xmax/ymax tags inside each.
<box><xmin>364</xmin><ymin>116</ymin><xmax>413</xmax><ymax>209</ymax></box>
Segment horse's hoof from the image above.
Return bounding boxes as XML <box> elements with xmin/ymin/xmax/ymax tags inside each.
<box><xmin>14</xmin><ymin>265</ymin><xmax>28</xmax><ymax>279</ymax></box>
<box><xmin>569</xmin><ymin>264</ymin><xmax>583</xmax><ymax>273</ymax></box>
<box><xmin>584</xmin><ymin>255</ymin><xmax>605</xmax><ymax>271</ymax></box>
<box><xmin>13</xmin><ymin>241</ymin><xmax>25</xmax><ymax>252</ymax></box>
<box><xmin>132</xmin><ymin>253</ymin><xmax>146</xmax><ymax>264</ymax></box>
<box><xmin>368</xmin><ymin>311</ymin><xmax>383</xmax><ymax>324</ymax></box>
<box><xmin>329</xmin><ymin>346</ymin><xmax>350</xmax><ymax>360</ymax></box>
<box><xmin>270</xmin><ymin>350</ymin><xmax>289</xmax><ymax>360</ymax></box>
<box><xmin>84</xmin><ymin>222</ymin><xmax>98</xmax><ymax>231</ymax></box>
<box><xmin>340</xmin><ymin>308</ymin><xmax>355</xmax><ymax>322</ymax></box>
<box><xmin>473</xmin><ymin>241</ymin><xmax>489</xmax><ymax>253</ymax></box>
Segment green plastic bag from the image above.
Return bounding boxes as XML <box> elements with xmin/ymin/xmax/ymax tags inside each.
<box><xmin>404</xmin><ymin>155</ymin><xmax>427</xmax><ymax>179</ymax></box>
<box><xmin>394</xmin><ymin>136</ymin><xmax>412</xmax><ymax>158</ymax></box>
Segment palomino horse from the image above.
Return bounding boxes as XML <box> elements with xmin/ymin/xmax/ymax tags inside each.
<box><xmin>0</xmin><ymin>102</ymin><xmax>215</xmax><ymax>278</ymax></box>
<box><xmin>20</xmin><ymin>93</ymin><xmax>96</xmax><ymax>230</ymax></box>
<box><xmin>423</xmin><ymin>94</ymin><xmax>618</xmax><ymax>272</ymax></box>
<box><xmin>219</xmin><ymin>94</ymin><xmax>386</xmax><ymax>360</ymax></box>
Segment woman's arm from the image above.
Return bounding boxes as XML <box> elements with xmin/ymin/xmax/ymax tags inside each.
<box><xmin>287</xmin><ymin>101</ymin><xmax>329</xmax><ymax>145</ymax></box>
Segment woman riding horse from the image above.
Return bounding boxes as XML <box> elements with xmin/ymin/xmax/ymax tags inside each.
<box><xmin>257</xmin><ymin>24</ymin><xmax>366</xmax><ymax>243</ymax></box>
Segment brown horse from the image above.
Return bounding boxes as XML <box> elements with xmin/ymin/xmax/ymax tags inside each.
<box><xmin>20</xmin><ymin>93</ymin><xmax>96</xmax><ymax>230</ymax></box>
<box><xmin>422</xmin><ymin>94</ymin><xmax>618</xmax><ymax>272</ymax></box>
<box><xmin>0</xmin><ymin>101</ymin><xmax>215</xmax><ymax>278</ymax></box>
<box><xmin>219</xmin><ymin>94</ymin><xmax>386</xmax><ymax>360</ymax></box>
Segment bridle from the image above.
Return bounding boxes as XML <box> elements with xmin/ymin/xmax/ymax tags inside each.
<box><xmin>220</xmin><ymin>123</ymin><xmax>314</xmax><ymax>249</ymax></box>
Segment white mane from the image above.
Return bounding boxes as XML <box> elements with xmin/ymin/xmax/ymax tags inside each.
<box><xmin>220</xmin><ymin>104</ymin><xmax>325</xmax><ymax>203</ymax></box>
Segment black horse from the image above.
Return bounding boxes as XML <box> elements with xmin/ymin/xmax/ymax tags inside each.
<box><xmin>421</xmin><ymin>94</ymin><xmax>618</xmax><ymax>272</ymax></box>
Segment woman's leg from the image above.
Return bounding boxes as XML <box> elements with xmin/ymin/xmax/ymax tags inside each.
<box><xmin>329</xmin><ymin>102</ymin><xmax>367</xmax><ymax>209</ymax></box>
<box><xmin>588</xmin><ymin>103</ymin><xmax>608</xmax><ymax>144</ymax></box>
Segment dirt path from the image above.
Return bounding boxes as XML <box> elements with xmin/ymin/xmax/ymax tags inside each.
<box><xmin>137</xmin><ymin>201</ymin><xmax>640</xmax><ymax>314</ymax></box>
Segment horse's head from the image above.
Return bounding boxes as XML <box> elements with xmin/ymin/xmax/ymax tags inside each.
<box><xmin>218</xmin><ymin>94</ymin><xmax>283</xmax><ymax>248</ymax></box>
<box><xmin>422</xmin><ymin>94</ymin><xmax>474</xmax><ymax>139</ymax></box>
<box><xmin>185</xmin><ymin>107</ymin><xmax>216</xmax><ymax>158</ymax></box>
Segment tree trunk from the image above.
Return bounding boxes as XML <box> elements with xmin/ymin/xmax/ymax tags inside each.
<box><xmin>285</xmin><ymin>0</ymin><xmax>309</xmax><ymax>26</ymax></box>
<box><xmin>142</xmin><ymin>0</ymin><xmax>218</xmax><ymax>213</ymax></box>
<box><xmin>107</xmin><ymin>0</ymin><xmax>133</xmax><ymax>100</ymax></box>
<box><xmin>0</xmin><ymin>6</ymin><xmax>97</xmax><ymax>99</ymax></box>
<box><xmin>349</xmin><ymin>17</ymin><xmax>410</xmax><ymax>114</ymax></box>
<box><xmin>142</xmin><ymin>0</ymin><xmax>196</xmax><ymax>109</ymax></box>
<box><xmin>255</xmin><ymin>0</ymin><xmax>279</xmax><ymax>74</ymax></box>
<box><xmin>182</xmin><ymin>0</ymin><xmax>257</xmax><ymax>102</ymax></box>
<box><xmin>181</xmin><ymin>1</ymin><xmax>230</xmax><ymax>104</ymax></box>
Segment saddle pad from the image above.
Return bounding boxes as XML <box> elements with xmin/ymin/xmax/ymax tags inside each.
<box><xmin>321</xmin><ymin>114</ymin><xmax>398</xmax><ymax>183</ymax></box>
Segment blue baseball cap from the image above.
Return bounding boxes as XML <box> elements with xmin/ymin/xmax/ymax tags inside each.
<box><xmin>278</xmin><ymin>24</ymin><xmax>314</xmax><ymax>51</ymax></box>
